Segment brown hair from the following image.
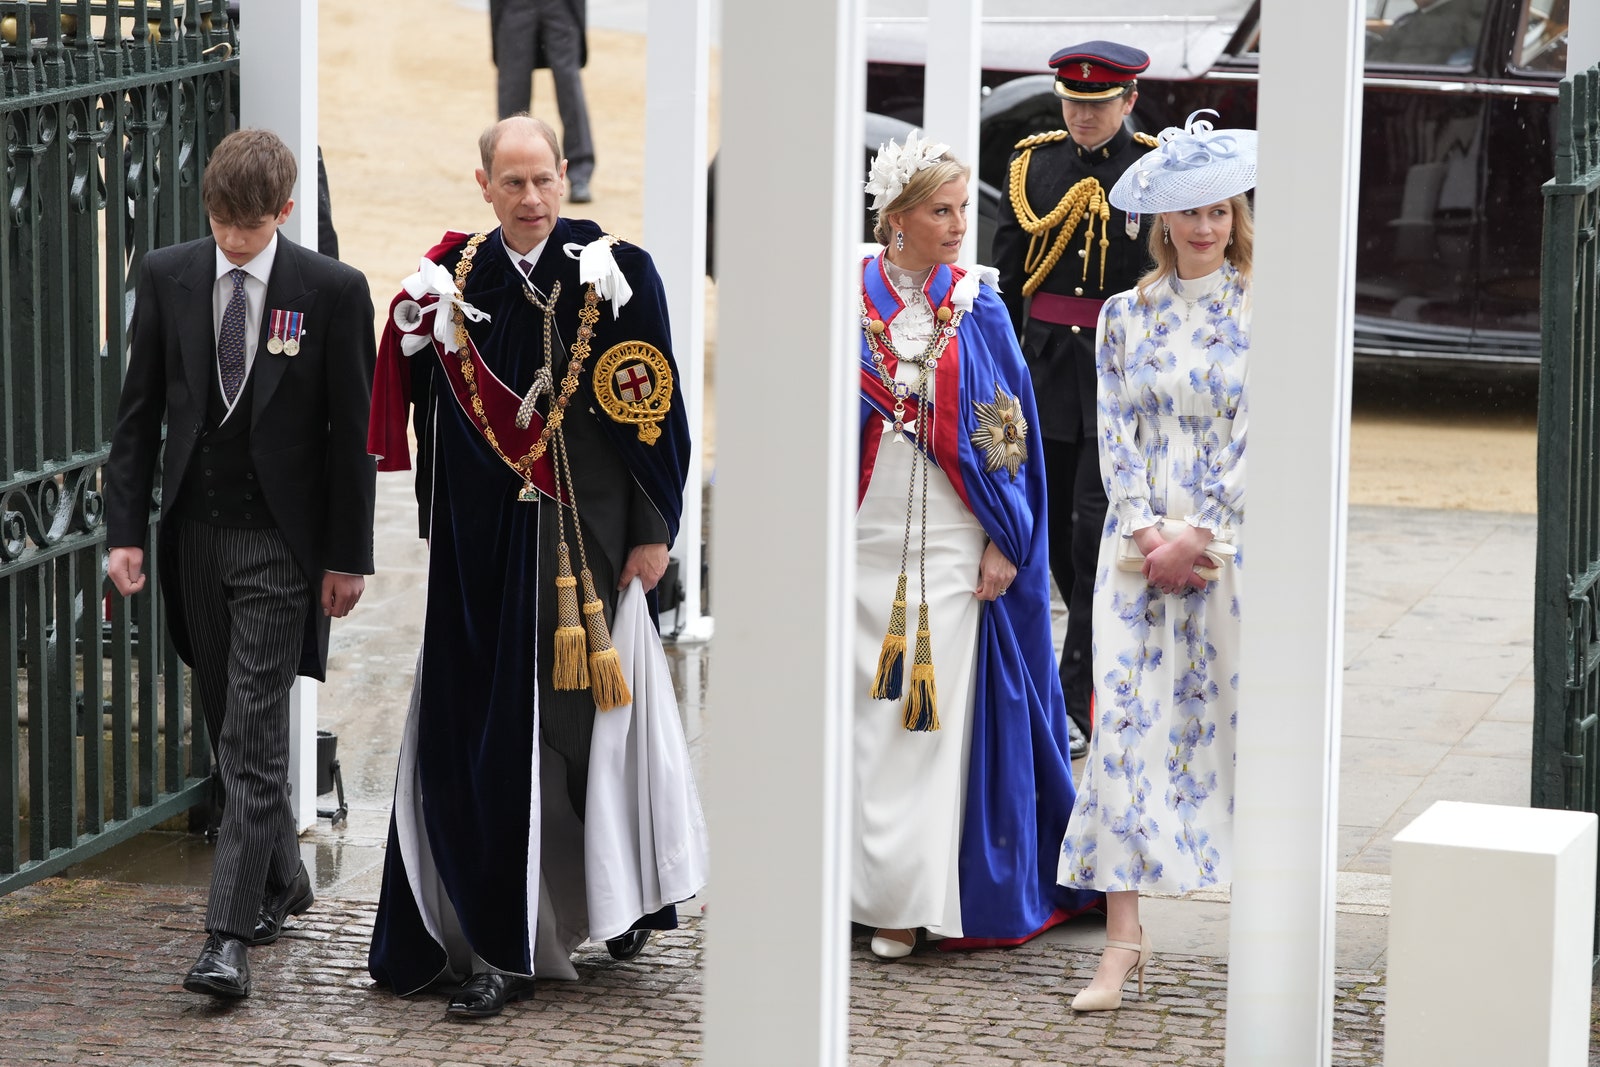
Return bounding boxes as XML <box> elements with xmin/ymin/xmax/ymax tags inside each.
<box><xmin>1136</xmin><ymin>192</ymin><xmax>1255</xmax><ymax>296</ymax></box>
<box><xmin>202</xmin><ymin>128</ymin><xmax>297</xmax><ymax>226</ymax></box>
<box><xmin>872</xmin><ymin>155</ymin><xmax>972</xmax><ymax>246</ymax></box>
<box><xmin>479</xmin><ymin>114</ymin><xmax>563</xmax><ymax>175</ymax></box>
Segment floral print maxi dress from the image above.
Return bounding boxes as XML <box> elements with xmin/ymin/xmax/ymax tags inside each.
<box><xmin>1058</xmin><ymin>263</ymin><xmax>1248</xmax><ymax>895</ymax></box>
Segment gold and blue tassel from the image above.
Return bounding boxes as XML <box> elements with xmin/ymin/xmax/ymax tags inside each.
<box><xmin>871</xmin><ymin>573</ymin><xmax>909</xmax><ymax>700</ymax></box>
<box><xmin>902</xmin><ymin>602</ymin><xmax>938</xmax><ymax>732</ymax></box>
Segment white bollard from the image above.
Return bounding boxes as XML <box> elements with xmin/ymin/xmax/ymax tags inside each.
<box><xmin>1386</xmin><ymin>800</ymin><xmax>1596</xmax><ymax>1066</ymax></box>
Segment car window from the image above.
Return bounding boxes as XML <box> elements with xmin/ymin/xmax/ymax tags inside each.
<box><xmin>1515</xmin><ymin>0</ymin><xmax>1569</xmax><ymax>72</ymax></box>
<box><xmin>1365</xmin><ymin>0</ymin><xmax>1488</xmax><ymax>67</ymax></box>
<box><xmin>1226</xmin><ymin>0</ymin><xmax>1489</xmax><ymax>69</ymax></box>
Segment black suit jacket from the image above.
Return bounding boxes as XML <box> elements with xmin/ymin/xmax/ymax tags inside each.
<box><xmin>104</xmin><ymin>234</ymin><xmax>378</xmax><ymax>680</ymax></box>
<box><xmin>488</xmin><ymin>0</ymin><xmax>588</xmax><ymax>70</ymax></box>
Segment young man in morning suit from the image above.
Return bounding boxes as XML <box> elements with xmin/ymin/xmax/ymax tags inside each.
<box><xmin>104</xmin><ymin>128</ymin><xmax>378</xmax><ymax>999</ymax></box>
<box><xmin>991</xmin><ymin>42</ymin><xmax>1158</xmax><ymax>756</ymax></box>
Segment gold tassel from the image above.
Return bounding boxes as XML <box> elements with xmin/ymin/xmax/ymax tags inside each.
<box><xmin>553</xmin><ymin>542</ymin><xmax>589</xmax><ymax>691</ymax></box>
<box><xmin>580</xmin><ymin>568</ymin><xmax>632</xmax><ymax>711</ymax></box>
<box><xmin>871</xmin><ymin>573</ymin><xmax>909</xmax><ymax>700</ymax></box>
<box><xmin>902</xmin><ymin>602</ymin><xmax>938</xmax><ymax>732</ymax></box>
<box><xmin>1098</xmin><ymin>200</ymin><xmax>1111</xmax><ymax>290</ymax></box>
<box><xmin>1081</xmin><ymin>192</ymin><xmax>1099</xmax><ymax>282</ymax></box>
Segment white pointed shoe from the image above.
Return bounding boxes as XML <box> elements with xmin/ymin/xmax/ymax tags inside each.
<box><xmin>869</xmin><ymin>928</ymin><xmax>916</xmax><ymax>959</ymax></box>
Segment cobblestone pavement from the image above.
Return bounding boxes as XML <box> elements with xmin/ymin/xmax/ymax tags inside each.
<box><xmin>0</xmin><ymin>879</ymin><xmax>1387</xmax><ymax>1066</ymax></box>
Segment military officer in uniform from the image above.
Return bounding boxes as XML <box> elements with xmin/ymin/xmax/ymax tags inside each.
<box><xmin>992</xmin><ymin>42</ymin><xmax>1158</xmax><ymax>755</ymax></box>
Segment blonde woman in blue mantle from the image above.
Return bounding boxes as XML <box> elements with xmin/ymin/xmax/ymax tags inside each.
<box><xmin>853</xmin><ymin>133</ymin><xmax>1096</xmax><ymax>961</ymax></box>
<box><xmin>1057</xmin><ymin>112</ymin><xmax>1254</xmax><ymax>1012</ymax></box>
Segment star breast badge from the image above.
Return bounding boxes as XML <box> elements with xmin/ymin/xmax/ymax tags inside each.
<box><xmin>971</xmin><ymin>384</ymin><xmax>1028</xmax><ymax>481</ymax></box>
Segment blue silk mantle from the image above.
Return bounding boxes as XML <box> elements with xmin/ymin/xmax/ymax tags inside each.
<box><xmin>859</xmin><ymin>255</ymin><xmax>1099</xmax><ymax>943</ymax></box>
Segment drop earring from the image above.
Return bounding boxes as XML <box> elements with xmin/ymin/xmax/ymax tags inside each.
<box><xmin>896</xmin><ymin>231</ymin><xmax>904</xmax><ymax>252</ymax></box>
<box><xmin>1228</xmin><ymin>234</ymin><xmax>1235</xmax><ymax>246</ymax></box>
<box><xmin>1162</xmin><ymin>226</ymin><xmax>1169</xmax><ymax>245</ymax></box>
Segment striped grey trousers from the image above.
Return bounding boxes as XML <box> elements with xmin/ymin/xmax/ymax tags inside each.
<box><xmin>174</xmin><ymin>521</ymin><xmax>309</xmax><ymax>939</ymax></box>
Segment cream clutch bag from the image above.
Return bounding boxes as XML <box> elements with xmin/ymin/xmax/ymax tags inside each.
<box><xmin>1115</xmin><ymin>518</ymin><xmax>1236</xmax><ymax>582</ymax></box>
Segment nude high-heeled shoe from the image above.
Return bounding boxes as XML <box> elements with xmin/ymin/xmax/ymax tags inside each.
<box><xmin>1070</xmin><ymin>926</ymin><xmax>1152</xmax><ymax>1011</ymax></box>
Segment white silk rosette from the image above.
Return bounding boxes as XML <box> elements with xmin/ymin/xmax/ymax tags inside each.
<box><xmin>391</xmin><ymin>256</ymin><xmax>491</xmax><ymax>356</ymax></box>
<box><xmin>564</xmin><ymin>235</ymin><xmax>633</xmax><ymax>319</ymax></box>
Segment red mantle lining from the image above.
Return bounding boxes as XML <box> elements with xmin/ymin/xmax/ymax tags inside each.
<box><xmin>432</xmin><ymin>331</ymin><xmax>562</xmax><ymax>503</ymax></box>
<box><xmin>857</xmin><ymin>282</ymin><xmax>971</xmax><ymax>512</ymax></box>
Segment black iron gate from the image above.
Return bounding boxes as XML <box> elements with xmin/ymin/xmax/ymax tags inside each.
<box><xmin>1533</xmin><ymin>62</ymin><xmax>1600</xmax><ymax>973</ymax></box>
<box><xmin>0</xmin><ymin>0</ymin><xmax>237</xmax><ymax>893</ymax></box>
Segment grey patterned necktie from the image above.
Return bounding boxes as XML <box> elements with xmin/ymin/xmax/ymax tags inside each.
<box><xmin>218</xmin><ymin>267</ymin><xmax>248</xmax><ymax>404</ymax></box>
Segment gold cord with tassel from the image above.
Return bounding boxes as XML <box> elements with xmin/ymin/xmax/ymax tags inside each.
<box><xmin>1097</xmin><ymin>196</ymin><xmax>1112</xmax><ymax>289</ymax></box>
<box><xmin>553</xmin><ymin>422</ymin><xmax>631</xmax><ymax>710</ymax></box>
<box><xmin>552</xmin><ymin>541</ymin><xmax>589</xmax><ymax>691</ymax></box>
<box><xmin>580</xmin><ymin>567</ymin><xmax>631</xmax><ymax>710</ymax></box>
<box><xmin>870</xmin><ymin>575</ymin><xmax>908</xmax><ymax>700</ymax></box>
<box><xmin>871</xmin><ymin>573</ymin><xmax>908</xmax><ymax>699</ymax></box>
<box><xmin>861</xmin><ymin>286</ymin><xmax>962</xmax><ymax>731</ymax></box>
<box><xmin>905</xmin><ymin>412</ymin><xmax>937</xmax><ymax>731</ymax></box>
<box><xmin>1006</xmin><ymin>148</ymin><xmax>1108</xmax><ymax>298</ymax></box>
<box><xmin>902</xmin><ymin>603</ymin><xmax>939</xmax><ymax>732</ymax></box>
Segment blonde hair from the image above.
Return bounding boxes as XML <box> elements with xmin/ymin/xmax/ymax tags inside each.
<box><xmin>1135</xmin><ymin>192</ymin><xmax>1255</xmax><ymax>297</ymax></box>
<box><xmin>872</xmin><ymin>156</ymin><xmax>972</xmax><ymax>246</ymax></box>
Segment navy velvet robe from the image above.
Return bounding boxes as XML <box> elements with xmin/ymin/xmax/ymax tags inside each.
<box><xmin>367</xmin><ymin>219</ymin><xmax>689</xmax><ymax>992</ymax></box>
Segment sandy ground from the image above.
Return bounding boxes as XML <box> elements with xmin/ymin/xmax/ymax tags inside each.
<box><xmin>316</xmin><ymin>0</ymin><xmax>1536</xmax><ymax>515</ymax></box>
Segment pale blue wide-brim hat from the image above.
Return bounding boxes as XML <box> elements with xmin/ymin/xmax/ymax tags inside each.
<box><xmin>1109</xmin><ymin>110</ymin><xmax>1257</xmax><ymax>214</ymax></box>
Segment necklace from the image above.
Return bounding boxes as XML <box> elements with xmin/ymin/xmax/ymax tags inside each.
<box><xmin>860</xmin><ymin>294</ymin><xmax>962</xmax><ymax>437</ymax></box>
<box><xmin>860</xmin><ymin>271</ymin><xmax>964</xmax><ymax>732</ymax></box>
<box><xmin>515</xmin><ymin>278</ymin><xmax>562</xmax><ymax>422</ymax></box>
<box><xmin>449</xmin><ymin>233</ymin><xmax>603</xmax><ymax>498</ymax></box>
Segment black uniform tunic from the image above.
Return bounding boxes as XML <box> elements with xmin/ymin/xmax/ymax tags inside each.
<box><xmin>991</xmin><ymin>123</ymin><xmax>1155</xmax><ymax>735</ymax></box>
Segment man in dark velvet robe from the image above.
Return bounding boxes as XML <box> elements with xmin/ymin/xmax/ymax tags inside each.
<box><xmin>365</xmin><ymin>116</ymin><xmax>693</xmax><ymax>1020</ymax></box>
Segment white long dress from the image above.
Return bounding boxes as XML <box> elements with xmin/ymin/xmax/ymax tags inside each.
<box><xmin>1058</xmin><ymin>264</ymin><xmax>1248</xmax><ymax>895</ymax></box>
<box><xmin>853</xmin><ymin>260</ymin><xmax>987</xmax><ymax>937</ymax></box>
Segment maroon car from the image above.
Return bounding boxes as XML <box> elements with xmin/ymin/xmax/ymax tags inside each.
<box><xmin>867</xmin><ymin>0</ymin><xmax>1569</xmax><ymax>365</ymax></box>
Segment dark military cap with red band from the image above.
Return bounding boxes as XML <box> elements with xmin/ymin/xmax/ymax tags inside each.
<box><xmin>1049</xmin><ymin>40</ymin><xmax>1151</xmax><ymax>101</ymax></box>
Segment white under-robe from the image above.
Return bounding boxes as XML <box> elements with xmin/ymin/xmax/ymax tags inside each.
<box><xmin>852</xmin><ymin>261</ymin><xmax>987</xmax><ymax>937</ymax></box>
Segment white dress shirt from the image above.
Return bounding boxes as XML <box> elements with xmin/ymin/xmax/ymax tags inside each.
<box><xmin>506</xmin><ymin>233</ymin><xmax>551</xmax><ymax>286</ymax></box>
<box><xmin>212</xmin><ymin>233</ymin><xmax>278</xmax><ymax>422</ymax></box>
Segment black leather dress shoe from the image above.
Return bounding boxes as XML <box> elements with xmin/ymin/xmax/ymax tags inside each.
<box><xmin>606</xmin><ymin>929</ymin><xmax>651</xmax><ymax>961</ymax></box>
<box><xmin>248</xmin><ymin>860</ymin><xmax>314</xmax><ymax>946</ymax></box>
<box><xmin>445</xmin><ymin>973</ymin><xmax>536</xmax><ymax>1019</ymax></box>
<box><xmin>1068</xmin><ymin>719</ymin><xmax>1090</xmax><ymax>760</ymax></box>
<box><xmin>570</xmin><ymin>179</ymin><xmax>593</xmax><ymax>203</ymax></box>
<box><xmin>182</xmin><ymin>933</ymin><xmax>250</xmax><ymax>999</ymax></box>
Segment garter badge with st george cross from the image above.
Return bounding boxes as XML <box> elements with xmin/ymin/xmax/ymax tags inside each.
<box><xmin>594</xmin><ymin>340</ymin><xmax>674</xmax><ymax>444</ymax></box>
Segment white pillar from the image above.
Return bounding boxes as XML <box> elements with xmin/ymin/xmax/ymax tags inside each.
<box><xmin>1224</xmin><ymin>1</ymin><xmax>1362</xmax><ymax>1063</ymax></box>
<box><xmin>703</xmin><ymin>0</ymin><xmax>862</xmax><ymax>1062</ymax></box>
<box><xmin>1386</xmin><ymin>802</ymin><xmax>1597</xmax><ymax>1066</ymax></box>
<box><xmin>1571</xmin><ymin>0</ymin><xmax>1600</xmax><ymax>74</ymax></box>
<box><xmin>644</xmin><ymin>0</ymin><xmax>713</xmax><ymax>642</ymax></box>
<box><xmin>921</xmin><ymin>0</ymin><xmax>981</xmax><ymax>263</ymax></box>
<box><xmin>239</xmin><ymin>1</ymin><xmax>318</xmax><ymax>252</ymax></box>
<box><xmin>240</xmin><ymin>0</ymin><xmax>319</xmax><ymax>832</ymax></box>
